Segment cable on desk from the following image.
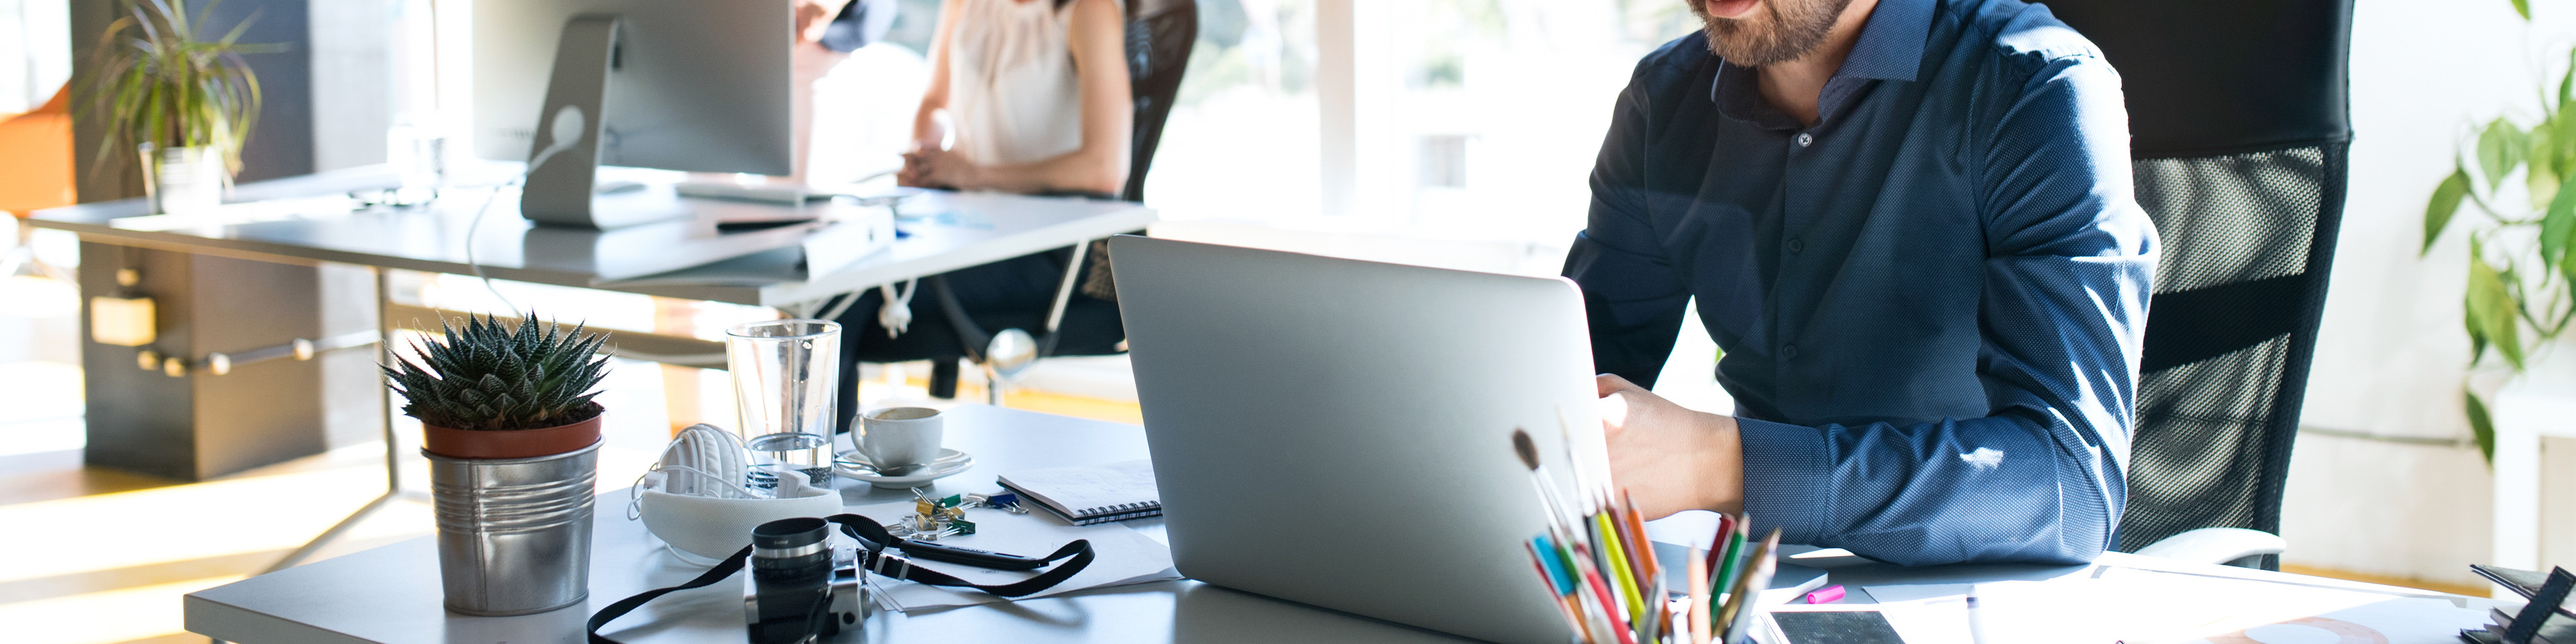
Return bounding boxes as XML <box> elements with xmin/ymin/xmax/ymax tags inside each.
<box><xmin>463</xmin><ymin>175</ymin><xmax>528</xmax><ymax>315</ymax></box>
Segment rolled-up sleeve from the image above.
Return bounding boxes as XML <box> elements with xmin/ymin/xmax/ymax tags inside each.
<box><xmin>1739</xmin><ymin>55</ymin><xmax>2153</xmax><ymax>566</ymax></box>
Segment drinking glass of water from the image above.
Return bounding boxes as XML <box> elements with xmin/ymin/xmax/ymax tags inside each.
<box><xmin>725</xmin><ymin>319</ymin><xmax>842</xmax><ymax>486</ymax></box>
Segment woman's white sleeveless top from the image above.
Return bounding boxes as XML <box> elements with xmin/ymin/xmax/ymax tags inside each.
<box><xmin>947</xmin><ymin>0</ymin><xmax>1111</xmax><ymax>167</ymax></box>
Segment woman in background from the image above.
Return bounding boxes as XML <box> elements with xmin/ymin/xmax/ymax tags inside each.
<box><xmin>899</xmin><ymin>0</ymin><xmax>1133</xmax><ymax>196</ymax></box>
<box><xmin>836</xmin><ymin>0</ymin><xmax>1135</xmax><ymax>428</ymax></box>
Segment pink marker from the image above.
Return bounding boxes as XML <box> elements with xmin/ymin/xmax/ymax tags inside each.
<box><xmin>1803</xmin><ymin>584</ymin><xmax>1845</xmax><ymax>604</ymax></box>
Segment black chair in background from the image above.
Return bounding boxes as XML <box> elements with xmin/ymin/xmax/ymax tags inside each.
<box><xmin>1120</xmin><ymin>0</ymin><xmax>1198</xmax><ymax>203</ymax></box>
<box><xmin>2033</xmin><ymin>0</ymin><xmax>2356</xmax><ymax>570</ymax></box>
<box><xmin>837</xmin><ymin>0</ymin><xmax>1195</xmax><ymax>416</ymax></box>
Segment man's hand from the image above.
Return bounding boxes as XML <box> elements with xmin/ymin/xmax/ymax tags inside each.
<box><xmin>1597</xmin><ymin>374</ymin><xmax>1744</xmax><ymax>519</ymax></box>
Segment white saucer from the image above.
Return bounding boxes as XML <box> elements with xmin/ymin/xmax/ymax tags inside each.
<box><xmin>834</xmin><ymin>448</ymin><xmax>973</xmax><ymax>488</ymax></box>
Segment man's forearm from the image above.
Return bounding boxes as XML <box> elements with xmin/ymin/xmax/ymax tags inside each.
<box><xmin>1735</xmin><ymin>411</ymin><xmax>2117</xmax><ymax>566</ymax></box>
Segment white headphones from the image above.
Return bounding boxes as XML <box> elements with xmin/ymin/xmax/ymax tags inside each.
<box><xmin>631</xmin><ymin>423</ymin><xmax>847</xmax><ymax>566</ymax></box>
<box><xmin>656</xmin><ymin>423</ymin><xmax>753</xmax><ymax>498</ymax></box>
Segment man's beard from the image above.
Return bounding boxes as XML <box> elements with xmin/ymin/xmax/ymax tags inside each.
<box><xmin>1693</xmin><ymin>0</ymin><xmax>1853</xmax><ymax>66</ymax></box>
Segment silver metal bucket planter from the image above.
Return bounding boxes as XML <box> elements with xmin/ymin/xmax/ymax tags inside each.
<box><xmin>425</xmin><ymin>440</ymin><xmax>600</xmax><ymax>616</ymax></box>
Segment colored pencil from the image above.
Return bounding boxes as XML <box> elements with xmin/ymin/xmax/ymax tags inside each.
<box><xmin>1576</xmin><ymin>552</ymin><xmax>1640</xmax><ymax>644</ymax></box>
<box><xmin>1596</xmin><ymin>511</ymin><xmax>1647</xmax><ymax>627</ymax></box>
<box><xmin>1711</xmin><ymin>528</ymin><xmax>1780</xmax><ymax>644</ymax></box>
<box><xmin>1686</xmin><ymin>545</ymin><xmax>1712</xmax><ymax>644</ymax></box>
<box><xmin>1527</xmin><ymin>540</ymin><xmax>1589</xmax><ymax>641</ymax></box>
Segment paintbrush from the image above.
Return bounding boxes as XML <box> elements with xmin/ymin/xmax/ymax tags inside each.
<box><xmin>1513</xmin><ymin>428</ymin><xmax>1582</xmax><ymax>541</ymax></box>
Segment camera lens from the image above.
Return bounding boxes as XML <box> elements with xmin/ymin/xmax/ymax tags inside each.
<box><xmin>753</xmin><ymin>517</ymin><xmax>829</xmax><ymax>551</ymax></box>
<box><xmin>749</xmin><ymin>517</ymin><xmax>834</xmax><ymax>643</ymax></box>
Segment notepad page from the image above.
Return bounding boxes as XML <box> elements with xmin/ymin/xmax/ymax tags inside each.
<box><xmin>997</xmin><ymin>460</ymin><xmax>1159</xmax><ymax>518</ymax></box>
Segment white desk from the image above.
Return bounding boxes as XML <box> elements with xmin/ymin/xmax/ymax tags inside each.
<box><xmin>184</xmin><ymin>406</ymin><xmax>2506</xmax><ymax>644</ymax></box>
<box><xmin>27</xmin><ymin>165</ymin><xmax>1158</xmax><ymax>307</ymax></box>
<box><xmin>34</xmin><ymin>166</ymin><xmax>1154</xmax><ymax>567</ymax></box>
<box><xmin>2491</xmin><ymin>373</ymin><xmax>2576</xmax><ymax>588</ymax></box>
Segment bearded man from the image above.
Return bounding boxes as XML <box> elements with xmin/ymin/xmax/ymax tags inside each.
<box><xmin>1568</xmin><ymin>0</ymin><xmax>2157</xmax><ymax>565</ymax></box>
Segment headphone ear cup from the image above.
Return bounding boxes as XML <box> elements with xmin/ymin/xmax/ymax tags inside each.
<box><xmin>660</xmin><ymin>424</ymin><xmax>753</xmax><ymax>498</ymax></box>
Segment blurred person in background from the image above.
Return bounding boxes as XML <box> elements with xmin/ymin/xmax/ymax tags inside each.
<box><xmin>833</xmin><ymin>0</ymin><xmax>1135</xmax><ymax>429</ymax></box>
<box><xmin>898</xmin><ymin>0</ymin><xmax>1133</xmax><ymax>196</ymax></box>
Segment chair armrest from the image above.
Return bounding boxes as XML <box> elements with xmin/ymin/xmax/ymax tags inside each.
<box><xmin>2133</xmin><ymin>527</ymin><xmax>2288</xmax><ymax>565</ymax></box>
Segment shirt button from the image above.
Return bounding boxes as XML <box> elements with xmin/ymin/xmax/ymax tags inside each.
<box><xmin>1786</xmin><ymin>237</ymin><xmax>1805</xmax><ymax>254</ymax></box>
<box><xmin>1782</xmin><ymin>343</ymin><xmax>1801</xmax><ymax>360</ymax></box>
<box><xmin>1796</xmin><ymin>132</ymin><xmax>1814</xmax><ymax>147</ymax></box>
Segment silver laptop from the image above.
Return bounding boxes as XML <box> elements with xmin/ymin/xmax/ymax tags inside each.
<box><xmin>1111</xmin><ymin>235</ymin><xmax>1604</xmax><ymax>644</ymax></box>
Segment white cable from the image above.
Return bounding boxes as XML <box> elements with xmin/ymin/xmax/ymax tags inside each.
<box><xmin>813</xmin><ymin>290</ymin><xmax>861</xmax><ymax>323</ymax></box>
<box><xmin>462</xmin><ymin>176</ymin><xmax>526</xmax><ymax>315</ymax></box>
<box><xmin>875</xmin><ymin>278</ymin><xmax>918</xmax><ymax>338</ymax></box>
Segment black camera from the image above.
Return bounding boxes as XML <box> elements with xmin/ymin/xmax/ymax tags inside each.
<box><xmin>745</xmin><ymin>517</ymin><xmax>868</xmax><ymax>644</ymax></box>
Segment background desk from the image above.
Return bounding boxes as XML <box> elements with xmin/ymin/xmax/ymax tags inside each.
<box><xmin>26</xmin><ymin>165</ymin><xmax>1159</xmax><ymax>307</ymax></box>
<box><xmin>25</xmin><ymin>164</ymin><xmax>1154</xmax><ymax>483</ymax></box>
<box><xmin>184</xmin><ymin>406</ymin><xmax>2502</xmax><ymax>644</ymax></box>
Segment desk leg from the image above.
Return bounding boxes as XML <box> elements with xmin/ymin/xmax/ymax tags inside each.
<box><xmin>263</xmin><ymin>266</ymin><xmax>411</xmax><ymax>573</ymax></box>
<box><xmin>2494</xmin><ymin>400</ymin><xmax>2544</xmax><ymax>598</ymax></box>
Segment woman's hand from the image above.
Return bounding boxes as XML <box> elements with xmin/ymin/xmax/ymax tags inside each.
<box><xmin>899</xmin><ymin>147</ymin><xmax>978</xmax><ymax>189</ymax></box>
<box><xmin>794</xmin><ymin>0</ymin><xmax>852</xmax><ymax>44</ymax></box>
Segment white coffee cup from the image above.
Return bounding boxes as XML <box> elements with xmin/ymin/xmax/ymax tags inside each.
<box><xmin>858</xmin><ymin>407</ymin><xmax>944</xmax><ymax>474</ymax></box>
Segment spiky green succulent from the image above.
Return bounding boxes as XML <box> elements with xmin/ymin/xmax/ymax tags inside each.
<box><xmin>381</xmin><ymin>313</ymin><xmax>612</xmax><ymax>431</ymax></box>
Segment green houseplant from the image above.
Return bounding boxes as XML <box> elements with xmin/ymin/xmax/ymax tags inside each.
<box><xmin>72</xmin><ymin>0</ymin><xmax>269</xmax><ymax>214</ymax></box>
<box><xmin>382</xmin><ymin>313</ymin><xmax>614</xmax><ymax>457</ymax></box>
<box><xmin>2420</xmin><ymin>0</ymin><xmax>2576</xmax><ymax>464</ymax></box>
<box><xmin>381</xmin><ymin>313</ymin><xmax>614</xmax><ymax>616</ymax></box>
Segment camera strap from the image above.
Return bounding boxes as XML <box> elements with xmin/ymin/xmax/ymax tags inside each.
<box><xmin>586</xmin><ymin>542</ymin><xmax>755</xmax><ymax>644</ymax></box>
<box><xmin>585</xmin><ymin>513</ymin><xmax>1095</xmax><ymax>643</ymax></box>
<box><xmin>826</xmin><ymin>514</ymin><xmax>1096</xmax><ymax>598</ymax></box>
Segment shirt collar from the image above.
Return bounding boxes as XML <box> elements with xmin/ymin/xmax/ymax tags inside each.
<box><xmin>1837</xmin><ymin>0</ymin><xmax>1933</xmax><ymax>83</ymax></box>
<box><xmin>1708</xmin><ymin>0</ymin><xmax>1937</xmax><ymax>107</ymax></box>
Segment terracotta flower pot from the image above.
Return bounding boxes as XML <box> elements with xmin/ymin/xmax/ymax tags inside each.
<box><xmin>423</xmin><ymin>413</ymin><xmax>604</xmax><ymax>459</ymax></box>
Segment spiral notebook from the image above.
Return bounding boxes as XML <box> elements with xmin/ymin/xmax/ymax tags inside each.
<box><xmin>996</xmin><ymin>459</ymin><xmax>1161</xmax><ymax>525</ymax></box>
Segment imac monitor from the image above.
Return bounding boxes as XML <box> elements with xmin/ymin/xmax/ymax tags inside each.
<box><xmin>473</xmin><ymin>0</ymin><xmax>792</xmax><ymax>228</ymax></box>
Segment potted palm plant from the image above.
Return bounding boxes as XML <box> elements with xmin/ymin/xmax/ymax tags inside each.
<box><xmin>382</xmin><ymin>314</ymin><xmax>613</xmax><ymax>616</ymax></box>
<box><xmin>74</xmin><ymin>0</ymin><xmax>268</xmax><ymax>215</ymax></box>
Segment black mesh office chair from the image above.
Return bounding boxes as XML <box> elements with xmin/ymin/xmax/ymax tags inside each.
<box><xmin>2033</xmin><ymin>0</ymin><xmax>2356</xmax><ymax>570</ymax></box>
<box><xmin>1120</xmin><ymin>0</ymin><xmax>1197</xmax><ymax>203</ymax></box>
<box><xmin>835</xmin><ymin>0</ymin><xmax>1194</xmax><ymax>415</ymax></box>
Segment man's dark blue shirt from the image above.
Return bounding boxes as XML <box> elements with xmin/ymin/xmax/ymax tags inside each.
<box><xmin>1563</xmin><ymin>0</ymin><xmax>2157</xmax><ymax>565</ymax></box>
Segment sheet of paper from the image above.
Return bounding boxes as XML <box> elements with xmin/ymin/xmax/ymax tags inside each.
<box><xmin>843</xmin><ymin>500</ymin><xmax>1181</xmax><ymax>612</ymax></box>
<box><xmin>1863</xmin><ymin>569</ymin><xmax>2487</xmax><ymax>644</ymax></box>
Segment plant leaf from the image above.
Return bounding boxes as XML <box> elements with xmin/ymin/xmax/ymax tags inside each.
<box><xmin>2534</xmin><ymin>122</ymin><xmax>2562</xmax><ymax>210</ymax></box>
<box><xmin>2514</xmin><ymin>0</ymin><xmax>2532</xmax><ymax>20</ymax></box>
<box><xmin>2467</xmin><ymin>388</ymin><xmax>2497</xmax><ymax>466</ymax></box>
<box><xmin>2479</xmin><ymin>118</ymin><xmax>2527</xmax><ymax>189</ymax></box>
<box><xmin>2546</xmin><ymin>176</ymin><xmax>2576</xmax><ymax>269</ymax></box>
<box><xmin>2468</xmin><ymin>251</ymin><xmax>2525</xmax><ymax>370</ymax></box>
<box><xmin>2425</xmin><ymin>167</ymin><xmax>2471</xmax><ymax>256</ymax></box>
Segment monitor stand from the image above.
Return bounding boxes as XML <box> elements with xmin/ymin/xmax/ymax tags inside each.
<box><xmin>519</xmin><ymin>14</ymin><xmax>686</xmax><ymax>230</ymax></box>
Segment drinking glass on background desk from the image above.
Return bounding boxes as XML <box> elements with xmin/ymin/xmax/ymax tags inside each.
<box><xmin>726</xmin><ymin>319</ymin><xmax>842</xmax><ymax>486</ymax></box>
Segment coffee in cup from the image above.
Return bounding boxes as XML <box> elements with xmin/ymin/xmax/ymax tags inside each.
<box><xmin>857</xmin><ymin>407</ymin><xmax>944</xmax><ymax>474</ymax></box>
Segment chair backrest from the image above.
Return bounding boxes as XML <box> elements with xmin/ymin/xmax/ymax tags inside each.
<box><xmin>1120</xmin><ymin>0</ymin><xmax>1197</xmax><ymax>202</ymax></box>
<box><xmin>0</xmin><ymin>83</ymin><xmax>76</xmax><ymax>218</ymax></box>
<box><xmin>2032</xmin><ymin>0</ymin><xmax>2355</xmax><ymax>570</ymax></box>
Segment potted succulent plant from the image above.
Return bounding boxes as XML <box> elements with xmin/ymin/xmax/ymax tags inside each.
<box><xmin>73</xmin><ymin>0</ymin><xmax>270</xmax><ymax>215</ymax></box>
<box><xmin>382</xmin><ymin>314</ymin><xmax>613</xmax><ymax>616</ymax></box>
